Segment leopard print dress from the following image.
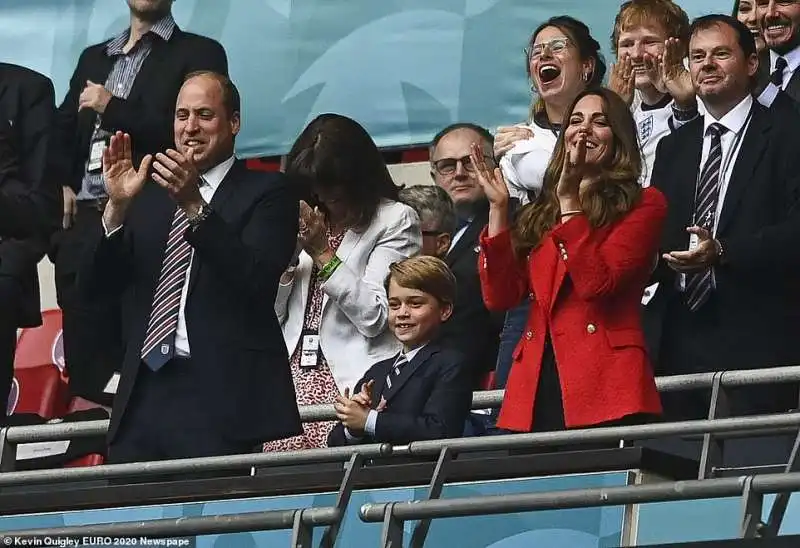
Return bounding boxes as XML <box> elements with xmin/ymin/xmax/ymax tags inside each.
<box><xmin>263</xmin><ymin>230</ymin><xmax>346</xmax><ymax>452</ymax></box>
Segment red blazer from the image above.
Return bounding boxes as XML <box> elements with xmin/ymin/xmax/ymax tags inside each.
<box><xmin>478</xmin><ymin>187</ymin><xmax>667</xmax><ymax>431</ymax></box>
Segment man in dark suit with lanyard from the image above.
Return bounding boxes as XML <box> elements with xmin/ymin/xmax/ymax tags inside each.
<box><xmin>0</xmin><ymin>64</ymin><xmax>60</xmax><ymax>421</ymax></box>
<box><xmin>80</xmin><ymin>72</ymin><xmax>302</xmax><ymax>461</ymax></box>
<box><xmin>650</xmin><ymin>15</ymin><xmax>800</xmax><ymax>425</ymax></box>
<box><xmin>429</xmin><ymin>123</ymin><xmax>504</xmax><ymax>390</ymax></box>
<box><xmin>52</xmin><ymin>0</ymin><xmax>227</xmax><ymax>409</ymax></box>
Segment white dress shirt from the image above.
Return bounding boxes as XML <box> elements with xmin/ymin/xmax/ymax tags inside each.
<box><xmin>346</xmin><ymin>343</ymin><xmax>427</xmax><ymax>441</ymax></box>
<box><xmin>757</xmin><ymin>45</ymin><xmax>800</xmax><ymax>106</ymax></box>
<box><xmin>104</xmin><ymin>155</ymin><xmax>235</xmax><ymax>358</ymax></box>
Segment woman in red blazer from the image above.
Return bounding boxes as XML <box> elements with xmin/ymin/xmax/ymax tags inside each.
<box><xmin>472</xmin><ymin>87</ymin><xmax>666</xmax><ymax>433</ymax></box>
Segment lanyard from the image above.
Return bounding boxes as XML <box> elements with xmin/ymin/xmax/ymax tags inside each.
<box><xmin>692</xmin><ymin>107</ymin><xmax>752</xmax><ymax>227</ymax></box>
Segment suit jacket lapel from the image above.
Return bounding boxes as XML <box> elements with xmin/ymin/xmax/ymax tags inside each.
<box><xmin>716</xmin><ymin>106</ymin><xmax>770</xmax><ymax>235</ymax></box>
<box><xmin>786</xmin><ymin>68</ymin><xmax>800</xmax><ymax>104</ymax></box>
<box><xmin>187</xmin><ymin>159</ymin><xmax>244</xmax><ymax>294</ymax></box>
<box><xmin>125</xmin><ymin>32</ymin><xmax>171</xmax><ymax>104</ymax></box>
<box><xmin>320</xmin><ymin>227</ymin><xmax>364</xmax><ymax>315</ymax></box>
<box><xmin>380</xmin><ymin>345</ymin><xmax>435</xmax><ymax>403</ymax></box>
<box><xmin>446</xmin><ymin>206</ymin><xmax>489</xmax><ymax>265</ymax></box>
<box><xmin>661</xmin><ymin>119</ymin><xmax>703</xmax><ymax>252</ymax></box>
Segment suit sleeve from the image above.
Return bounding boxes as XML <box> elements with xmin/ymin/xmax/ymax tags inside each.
<box><xmin>77</xmin><ymin>222</ymin><xmax>135</xmax><ymax>301</ymax></box>
<box><xmin>52</xmin><ymin>49</ymin><xmax>91</xmax><ymax>193</ymax></box>
<box><xmin>101</xmin><ymin>38</ymin><xmax>228</xmax><ymax>153</ymax></box>
<box><xmin>547</xmin><ymin>188</ymin><xmax>667</xmax><ymax>301</ymax></box>
<box><xmin>0</xmin><ymin>73</ymin><xmax>60</xmax><ymax>239</ymax></box>
<box><xmin>185</xmin><ymin>174</ymin><xmax>299</xmax><ymax>309</ymax></box>
<box><xmin>478</xmin><ymin>227</ymin><xmax>529</xmax><ymax>311</ymax></box>
<box><xmin>720</xmin><ymin>127</ymin><xmax>800</xmax><ymax>275</ymax></box>
<box><xmin>373</xmin><ymin>358</ymin><xmax>472</xmax><ymax>443</ymax></box>
<box><xmin>321</xmin><ymin>205</ymin><xmax>421</xmax><ymax>338</ymax></box>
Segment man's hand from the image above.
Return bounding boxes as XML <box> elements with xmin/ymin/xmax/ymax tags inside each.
<box><xmin>62</xmin><ymin>186</ymin><xmax>77</xmax><ymax>230</ymax></box>
<box><xmin>102</xmin><ymin>132</ymin><xmax>152</xmax><ymax>231</ymax></box>
<box><xmin>152</xmin><ymin>149</ymin><xmax>204</xmax><ymax>216</ymax></box>
<box><xmin>334</xmin><ymin>387</ymin><xmax>371</xmax><ymax>434</ymax></box>
<box><xmin>663</xmin><ymin>226</ymin><xmax>720</xmax><ymax>272</ymax></box>
<box><xmin>79</xmin><ymin>81</ymin><xmax>112</xmax><ymax>114</ymax></box>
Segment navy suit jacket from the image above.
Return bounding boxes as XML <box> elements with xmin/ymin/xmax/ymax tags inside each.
<box><xmin>328</xmin><ymin>342</ymin><xmax>472</xmax><ymax>446</ymax></box>
<box><xmin>79</xmin><ymin>160</ymin><xmax>302</xmax><ymax>445</ymax></box>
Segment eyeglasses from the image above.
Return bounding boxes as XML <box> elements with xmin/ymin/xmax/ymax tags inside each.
<box><xmin>526</xmin><ymin>37</ymin><xmax>571</xmax><ymax>60</ymax></box>
<box><xmin>432</xmin><ymin>154</ymin><xmax>494</xmax><ymax>176</ymax></box>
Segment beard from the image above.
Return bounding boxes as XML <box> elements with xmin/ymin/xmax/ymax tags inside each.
<box><xmin>129</xmin><ymin>0</ymin><xmax>172</xmax><ymax>23</ymax></box>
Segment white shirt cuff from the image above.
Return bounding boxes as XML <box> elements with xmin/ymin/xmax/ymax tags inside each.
<box><xmin>101</xmin><ymin>217</ymin><xmax>123</xmax><ymax>238</ymax></box>
<box><xmin>365</xmin><ymin>409</ymin><xmax>378</xmax><ymax>436</ymax></box>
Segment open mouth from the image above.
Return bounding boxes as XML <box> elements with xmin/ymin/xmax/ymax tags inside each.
<box><xmin>585</xmin><ymin>141</ymin><xmax>598</xmax><ymax>150</ymax></box>
<box><xmin>184</xmin><ymin>139</ymin><xmax>204</xmax><ymax>147</ymax></box>
<box><xmin>395</xmin><ymin>323</ymin><xmax>415</xmax><ymax>331</ymax></box>
<box><xmin>764</xmin><ymin>20</ymin><xmax>792</xmax><ymax>37</ymax></box>
<box><xmin>538</xmin><ymin>63</ymin><xmax>561</xmax><ymax>84</ymax></box>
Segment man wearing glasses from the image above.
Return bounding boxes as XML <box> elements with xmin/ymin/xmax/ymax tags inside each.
<box><xmin>429</xmin><ymin>123</ymin><xmax>505</xmax><ymax>404</ymax></box>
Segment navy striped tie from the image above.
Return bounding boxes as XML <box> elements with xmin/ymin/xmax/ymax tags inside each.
<box><xmin>141</xmin><ymin>206</ymin><xmax>192</xmax><ymax>370</ymax></box>
<box><xmin>385</xmin><ymin>354</ymin><xmax>408</xmax><ymax>390</ymax></box>
<box><xmin>685</xmin><ymin>123</ymin><xmax>726</xmax><ymax>312</ymax></box>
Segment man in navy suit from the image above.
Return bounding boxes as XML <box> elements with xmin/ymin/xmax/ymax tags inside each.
<box><xmin>328</xmin><ymin>256</ymin><xmax>471</xmax><ymax>446</ymax></box>
<box><xmin>80</xmin><ymin>72</ymin><xmax>302</xmax><ymax>462</ymax></box>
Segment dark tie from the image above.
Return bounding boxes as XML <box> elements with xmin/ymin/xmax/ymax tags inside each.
<box><xmin>685</xmin><ymin>123</ymin><xmax>727</xmax><ymax>312</ymax></box>
<box><xmin>385</xmin><ymin>353</ymin><xmax>408</xmax><ymax>390</ymax></box>
<box><xmin>456</xmin><ymin>217</ymin><xmax>470</xmax><ymax>232</ymax></box>
<box><xmin>141</xmin><ymin>206</ymin><xmax>192</xmax><ymax>370</ymax></box>
<box><xmin>771</xmin><ymin>57</ymin><xmax>788</xmax><ymax>87</ymax></box>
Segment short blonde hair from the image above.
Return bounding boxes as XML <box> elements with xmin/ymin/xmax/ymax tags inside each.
<box><xmin>384</xmin><ymin>256</ymin><xmax>456</xmax><ymax>306</ymax></box>
<box><xmin>611</xmin><ymin>0</ymin><xmax>690</xmax><ymax>55</ymax></box>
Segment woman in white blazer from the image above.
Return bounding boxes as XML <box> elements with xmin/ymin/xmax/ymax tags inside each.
<box><xmin>265</xmin><ymin>114</ymin><xmax>421</xmax><ymax>451</ymax></box>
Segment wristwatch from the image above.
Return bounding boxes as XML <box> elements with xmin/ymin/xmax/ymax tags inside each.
<box><xmin>187</xmin><ymin>202</ymin><xmax>212</xmax><ymax>229</ymax></box>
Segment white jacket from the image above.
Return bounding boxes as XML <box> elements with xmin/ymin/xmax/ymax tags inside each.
<box><xmin>275</xmin><ymin>199</ymin><xmax>421</xmax><ymax>394</ymax></box>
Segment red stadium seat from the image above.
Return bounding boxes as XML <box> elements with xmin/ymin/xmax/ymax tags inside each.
<box><xmin>11</xmin><ymin>364</ymin><xmax>70</xmax><ymax>419</ymax></box>
<box><xmin>14</xmin><ymin>308</ymin><xmax>65</xmax><ymax>373</ymax></box>
<box><xmin>63</xmin><ymin>454</ymin><xmax>105</xmax><ymax>468</ymax></box>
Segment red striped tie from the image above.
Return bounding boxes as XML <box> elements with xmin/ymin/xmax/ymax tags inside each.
<box><xmin>141</xmin><ymin>206</ymin><xmax>192</xmax><ymax>370</ymax></box>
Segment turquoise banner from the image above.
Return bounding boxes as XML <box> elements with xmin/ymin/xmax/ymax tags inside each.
<box><xmin>0</xmin><ymin>472</ymin><xmax>629</xmax><ymax>547</ymax></box>
<box><xmin>0</xmin><ymin>0</ymin><xmax>732</xmax><ymax>157</ymax></box>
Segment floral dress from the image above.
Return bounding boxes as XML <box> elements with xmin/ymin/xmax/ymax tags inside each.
<box><xmin>263</xmin><ymin>229</ymin><xmax>346</xmax><ymax>452</ymax></box>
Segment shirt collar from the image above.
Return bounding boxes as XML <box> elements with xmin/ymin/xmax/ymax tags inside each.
<box><xmin>106</xmin><ymin>13</ymin><xmax>176</xmax><ymax>55</ymax></box>
<box><xmin>771</xmin><ymin>44</ymin><xmax>800</xmax><ymax>73</ymax></box>
<box><xmin>400</xmin><ymin>343</ymin><xmax>427</xmax><ymax>364</ymax></box>
<box><xmin>702</xmin><ymin>94</ymin><xmax>752</xmax><ymax>135</ymax></box>
<box><xmin>200</xmin><ymin>155</ymin><xmax>236</xmax><ymax>192</ymax></box>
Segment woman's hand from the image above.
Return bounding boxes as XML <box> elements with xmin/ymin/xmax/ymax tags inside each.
<box><xmin>470</xmin><ymin>142</ymin><xmax>511</xmax><ymax>238</ymax></box>
<box><xmin>557</xmin><ymin>133</ymin><xmax>587</xmax><ymax>201</ymax></box>
<box><xmin>494</xmin><ymin>126</ymin><xmax>534</xmax><ymax>158</ymax></box>
<box><xmin>298</xmin><ymin>200</ymin><xmax>331</xmax><ymax>261</ymax></box>
<box><xmin>470</xmin><ymin>142</ymin><xmax>509</xmax><ymax>208</ymax></box>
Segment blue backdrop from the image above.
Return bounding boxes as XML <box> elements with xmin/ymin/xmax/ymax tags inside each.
<box><xmin>0</xmin><ymin>0</ymin><xmax>732</xmax><ymax>157</ymax></box>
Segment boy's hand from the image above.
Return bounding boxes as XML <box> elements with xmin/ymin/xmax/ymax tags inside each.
<box><xmin>351</xmin><ymin>380</ymin><xmax>374</xmax><ymax>407</ymax></box>
<box><xmin>334</xmin><ymin>388</ymin><xmax>370</xmax><ymax>434</ymax></box>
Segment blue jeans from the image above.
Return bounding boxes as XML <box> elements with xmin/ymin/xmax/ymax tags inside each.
<box><xmin>494</xmin><ymin>298</ymin><xmax>530</xmax><ymax>390</ymax></box>
<box><xmin>463</xmin><ymin>298</ymin><xmax>530</xmax><ymax>437</ymax></box>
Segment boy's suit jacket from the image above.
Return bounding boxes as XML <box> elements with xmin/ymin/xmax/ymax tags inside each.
<box><xmin>327</xmin><ymin>342</ymin><xmax>472</xmax><ymax>446</ymax></box>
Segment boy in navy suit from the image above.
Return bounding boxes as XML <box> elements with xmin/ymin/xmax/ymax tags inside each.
<box><xmin>328</xmin><ymin>256</ymin><xmax>472</xmax><ymax>446</ymax></box>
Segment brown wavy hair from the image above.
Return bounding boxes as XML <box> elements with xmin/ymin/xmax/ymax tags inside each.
<box><xmin>513</xmin><ymin>88</ymin><xmax>643</xmax><ymax>256</ymax></box>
